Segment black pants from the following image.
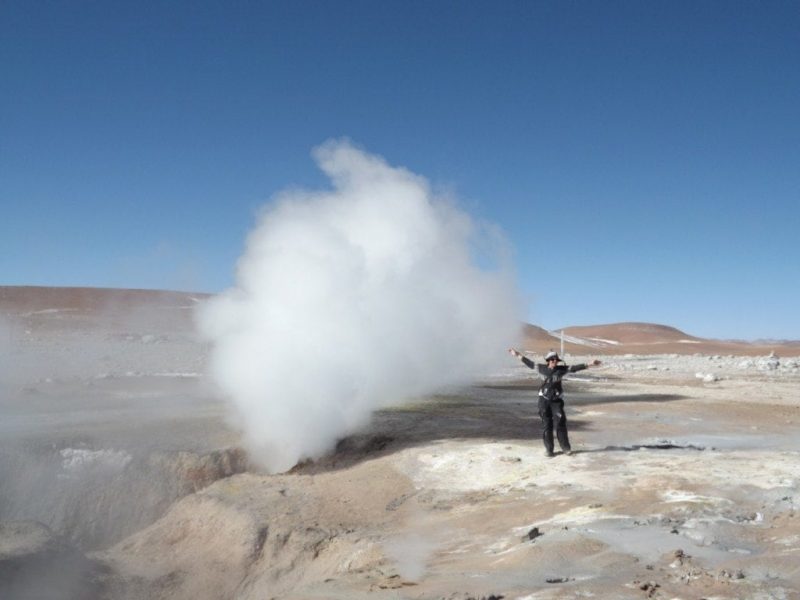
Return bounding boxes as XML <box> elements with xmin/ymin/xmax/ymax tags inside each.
<box><xmin>538</xmin><ymin>397</ymin><xmax>570</xmax><ymax>454</ymax></box>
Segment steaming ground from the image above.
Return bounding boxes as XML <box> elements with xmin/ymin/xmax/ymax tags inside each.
<box><xmin>0</xmin><ymin>288</ymin><xmax>244</xmax><ymax>589</ymax></box>
<box><xmin>95</xmin><ymin>359</ymin><xmax>800</xmax><ymax>600</ymax></box>
<box><xmin>2</xmin><ymin>290</ymin><xmax>800</xmax><ymax>599</ymax></box>
<box><xmin>198</xmin><ymin>140</ymin><xmax>522</xmax><ymax>473</ymax></box>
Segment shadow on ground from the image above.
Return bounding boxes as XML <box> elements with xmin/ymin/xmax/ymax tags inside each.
<box><xmin>296</xmin><ymin>380</ymin><xmax>689</xmax><ymax>474</ymax></box>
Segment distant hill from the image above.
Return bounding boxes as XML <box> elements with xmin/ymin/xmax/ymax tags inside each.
<box><xmin>0</xmin><ymin>286</ymin><xmax>209</xmax><ymax>333</ymax></box>
<box><xmin>1</xmin><ymin>287</ymin><xmax>796</xmax><ymax>356</ymax></box>
<box><xmin>521</xmin><ymin>321</ymin><xmax>798</xmax><ymax>357</ymax></box>
<box><xmin>0</xmin><ymin>286</ymin><xmax>208</xmax><ymax>313</ymax></box>
<box><xmin>563</xmin><ymin>322</ymin><xmax>700</xmax><ymax>344</ymax></box>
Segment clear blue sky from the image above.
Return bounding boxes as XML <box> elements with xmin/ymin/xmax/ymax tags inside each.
<box><xmin>2</xmin><ymin>1</ymin><xmax>798</xmax><ymax>340</ymax></box>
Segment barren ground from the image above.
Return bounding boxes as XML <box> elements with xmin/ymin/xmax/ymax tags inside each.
<box><xmin>1</xmin><ymin>287</ymin><xmax>799</xmax><ymax>599</ymax></box>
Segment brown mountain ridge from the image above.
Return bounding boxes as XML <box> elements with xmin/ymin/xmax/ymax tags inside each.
<box><xmin>1</xmin><ymin>287</ymin><xmax>796</xmax><ymax>357</ymax></box>
<box><xmin>521</xmin><ymin>321</ymin><xmax>798</xmax><ymax>357</ymax></box>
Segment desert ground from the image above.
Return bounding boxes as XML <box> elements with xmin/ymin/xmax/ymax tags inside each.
<box><xmin>1</xmin><ymin>287</ymin><xmax>799</xmax><ymax>599</ymax></box>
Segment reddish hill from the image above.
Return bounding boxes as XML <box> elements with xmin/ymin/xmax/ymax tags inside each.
<box><xmin>0</xmin><ymin>286</ymin><xmax>209</xmax><ymax>333</ymax></box>
<box><xmin>2</xmin><ymin>287</ymin><xmax>796</xmax><ymax>356</ymax></box>
<box><xmin>0</xmin><ymin>286</ymin><xmax>206</xmax><ymax>314</ymax></box>
<box><xmin>563</xmin><ymin>322</ymin><xmax>700</xmax><ymax>345</ymax></box>
<box><xmin>528</xmin><ymin>321</ymin><xmax>797</xmax><ymax>357</ymax></box>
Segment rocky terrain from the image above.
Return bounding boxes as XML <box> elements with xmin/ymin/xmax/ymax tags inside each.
<box><xmin>1</xmin><ymin>287</ymin><xmax>799</xmax><ymax>599</ymax></box>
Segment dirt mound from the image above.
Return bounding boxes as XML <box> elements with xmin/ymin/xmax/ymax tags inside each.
<box><xmin>99</xmin><ymin>460</ymin><xmax>412</xmax><ymax>600</ymax></box>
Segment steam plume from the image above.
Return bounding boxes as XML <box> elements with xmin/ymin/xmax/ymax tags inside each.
<box><xmin>198</xmin><ymin>140</ymin><xmax>523</xmax><ymax>472</ymax></box>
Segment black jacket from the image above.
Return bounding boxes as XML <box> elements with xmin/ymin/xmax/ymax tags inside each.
<box><xmin>521</xmin><ymin>357</ymin><xmax>587</xmax><ymax>401</ymax></box>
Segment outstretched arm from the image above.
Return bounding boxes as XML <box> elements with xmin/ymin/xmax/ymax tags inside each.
<box><xmin>568</xmin><ymin>359</ymin><xmax>602</xmax><ymax>372</ymax></box>
<box><xmin>508</xmin><ymin>348</ymin><xmax>536</xmax><ymax>370</ymax></box>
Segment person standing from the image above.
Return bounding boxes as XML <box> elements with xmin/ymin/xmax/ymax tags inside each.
<box><xmin>508</xmin><ymin>348</ymin><xmax>601</xmax><ymax>457</ymax></box>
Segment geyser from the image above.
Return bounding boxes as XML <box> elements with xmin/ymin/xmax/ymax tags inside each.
<box><xmin>198</xmin><ymin>140</ymin><xmax>523</xmax><ymax>472</ymax></box>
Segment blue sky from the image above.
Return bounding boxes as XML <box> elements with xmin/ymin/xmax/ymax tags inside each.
<box><xmin>2</xmin><ymin>1</ymin><xmax>798</xmax><ymax>340</ymax></box>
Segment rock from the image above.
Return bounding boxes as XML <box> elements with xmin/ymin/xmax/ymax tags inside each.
<box><xmin>719</xmin><ymin>568</ymin><xmax>746</xmax><ymax>580</ymax></box>
<box><xmin>695</xmin><ymin>372</ymin><xmax>719</xmax><ymax>382</ymax></box>
<box><xmin>639</xmin><ymin>580</ymin><xmax>659</xmax><ymax>591</ymax></box>
<box><xmin>524</xmin><ymin>527</ymin><xmax>543</xmax><ymax>542</ymax></box>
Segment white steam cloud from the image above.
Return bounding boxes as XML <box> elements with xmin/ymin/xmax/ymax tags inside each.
<box><xmin>198</xmin><ymin>140</ymin><xmax>523</xmax><ymax>472</ymax></box>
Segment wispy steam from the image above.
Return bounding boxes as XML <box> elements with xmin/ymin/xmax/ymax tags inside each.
<box><xmin>198</xmin><ymin>140</ymin><xmax>523</xmax><ymax>472</ymax></box>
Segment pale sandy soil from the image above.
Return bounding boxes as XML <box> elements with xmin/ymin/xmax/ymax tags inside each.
<box><xmin>92</xmin><ymin>357</ymin><xmax>800</xmax><ymax>600</ymax></box>
<box><xmin>1</xmin><ymin>288</ymin><xmax>799</xmax><ymax>599</ymax></box>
